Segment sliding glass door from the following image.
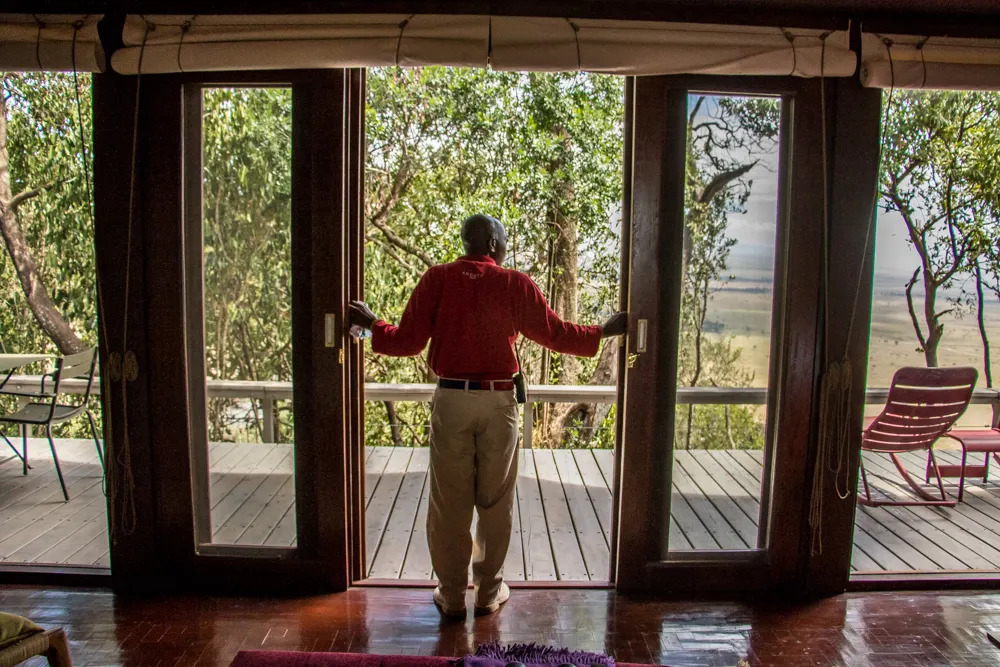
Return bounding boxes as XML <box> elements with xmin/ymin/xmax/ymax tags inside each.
<box><xmin>617</xmin><ymin>75</ymin><xmax>827</xmax><ymax>593</ymax></box>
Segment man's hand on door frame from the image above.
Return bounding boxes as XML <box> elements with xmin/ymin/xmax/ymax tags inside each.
<box><xmin>348</xmin><ymin>300</ymin><xmax>378</xmax><ymax>329</ymax></box>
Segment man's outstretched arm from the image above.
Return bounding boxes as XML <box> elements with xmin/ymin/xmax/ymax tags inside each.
<box><xmin>515</xmin><ymin>274</ymin><xmax>626</xmax><ymax>356</ymax></box>
<box><xmin>349</xmin><ymin>270</ymin><xmax>440</xmax><ymax>356</ymax></box>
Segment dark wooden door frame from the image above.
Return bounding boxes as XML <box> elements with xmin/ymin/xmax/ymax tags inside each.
<box><xmin>346</xmin><ymin>68</ymin><xmax>367</xmax><ymax>583</ymax></box>
<box><xmin>615</xmin><ymin>74</ymin><xmax>881</xmax><ymax>595</ymax></box>
<box><xmin>94</xmin><ymin>68</ymin><xmax>359</xmax><ymax>593</ymax></box>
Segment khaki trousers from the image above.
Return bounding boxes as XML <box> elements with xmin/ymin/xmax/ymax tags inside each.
<box><xmin>427</xmin><ymin>386</ymin><xmax>519</xmax><ymax>608</ymax></box>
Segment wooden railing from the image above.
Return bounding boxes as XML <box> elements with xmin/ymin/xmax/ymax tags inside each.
<box><xmin>5</xmin><ymin>376</ymin><xmax>999</xmax><ymax>445</ymax></box>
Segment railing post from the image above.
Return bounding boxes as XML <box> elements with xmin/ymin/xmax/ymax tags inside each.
<box><xmin>262</xmin><ymin>398</ymin><xmax>275</xmax><ymax>443</ymax></box>
<box><xmin>991</xmin><ymin>390</ymin><xmax>1000</xmax><ymax>430</ymax></box>
<box><xmin>523</xmin><ymin>401</ymin><xmax>533</xmax><ymax>450</ymax></box>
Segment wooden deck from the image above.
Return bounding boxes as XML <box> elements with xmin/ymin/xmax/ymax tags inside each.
<box><xmin>2</xmin><ymin>439</ymin><xmax>1000</xmax><ymax>576</ymax></box>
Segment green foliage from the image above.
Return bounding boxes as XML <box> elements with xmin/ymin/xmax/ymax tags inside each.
<box><xmin>364</xmin><ymin>68</ymin><xmax>624</xmax><ymax>448</ymax></box>
<box><xmin>879</xmin><ymin>90</ymin><xmax>1000</xmax><ymax>368</ymax></box>
<box><xmin>201</xmin><ymin>87</ymin><xmax>293</xmax><ymax>441</ymax></box>
<box><xmin>0</xmin><ymin>72</ymin><xmax>98</xmax><ymax>439</ymax></box>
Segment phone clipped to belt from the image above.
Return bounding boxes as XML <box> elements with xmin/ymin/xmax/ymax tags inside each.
<box><xmin>512</xmin><ymin>340</ymin><xmax>527</xmax><ymax>404</ymax></box>
<box><xmin>513</xmin><ymin>371</ymin><xmax>527</xmax><ymax>404</ymax></box>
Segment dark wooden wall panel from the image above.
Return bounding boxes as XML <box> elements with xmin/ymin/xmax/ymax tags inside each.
<box><xmin>92</xmin><ymin>72</ymin><xmax>162</xmax><ymax>591</ymax></box>
<box><xmin>803</xmin><ymin>78</ymin><xmax>882</xmax><ymax>595</ymax></box>
<box><xmin>141</xmin><ymin>77</ymin><xmax>195</xmax><ymax>572</ymax></box>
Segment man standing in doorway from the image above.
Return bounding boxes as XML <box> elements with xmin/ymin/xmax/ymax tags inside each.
<box><xmin>349</xmin><ymin>214</ymin><xmax>627</xmax><ymax>618</ymax></box>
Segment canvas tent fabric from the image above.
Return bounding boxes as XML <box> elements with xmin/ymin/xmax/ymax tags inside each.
<box><xmin>111</xmin><ymin>13</ymin><xmax>855</xmax><ymax>77</ymax></box>
<box><xmin>861</xmin><ymin>32</ymin><xmax>1000</xmax><ymax>89</ymax></box>
<box><xmin>0</xmin><ymin>14</ymin><xmax>104</xmax><ymax>72</ymax></box>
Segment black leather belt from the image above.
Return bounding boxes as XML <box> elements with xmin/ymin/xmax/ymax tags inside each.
<box><xmin>438</xmin><ymin>378</ymin><xmax>515</xmax><ymax>391</ymax></box>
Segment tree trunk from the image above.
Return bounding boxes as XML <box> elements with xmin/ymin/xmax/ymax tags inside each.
<box><xmin>539</xmin><ymin>127</ymin><xmax>583</xmax><ymax>447</ymax></box>
<box><xmin>975</xmin><ymin>260</ymin><xmax>993</xmax><ymax>388</ymax></box>
<box><xmin>555</xmin><ymin>338</ymin><xmax>618</xmax><ymax>447</ymax></box>
<box><xmin>921</xmin><ymin>268</ymin><xmax>942</xmax><ymax>367</ymax></box>
<box><xmin>0</xmin><ymin>96</ymin><xmax>86</xmax><ymax>355</ymax></box>
<box><xmin>383</xmin><ymin>400</ymin><xmax>404</xmax><ymax>447</ymax></box>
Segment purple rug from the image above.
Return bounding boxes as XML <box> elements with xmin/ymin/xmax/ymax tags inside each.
<box><xmin>229</xmin><ymin>650</ymin><xmax>660</xmax><ymax>667</ymax></box>
<box><xmin>466</xmin><ymin>641</ymin><xmax>615</xmax><ymax>666</ymax></box>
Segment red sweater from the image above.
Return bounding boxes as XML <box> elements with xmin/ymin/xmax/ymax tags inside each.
<box><xmin>372</xmin><ymin>255</ymin><xmax>603</xmax><ymax>381</ymax></box>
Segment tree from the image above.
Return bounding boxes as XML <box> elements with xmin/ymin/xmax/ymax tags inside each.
<box><xmin>676</xmin><ymin>95</ymin><xmax>780</xmax><ymax>450</ymax></box>
<box><xmin>364</xmin><ymin>68</ymin><xmax>624</xmax><ymax>448</ymax></box>
<box><xmin>1</xmin><ymin>73</ymin><xmax>93</xmax><ymax>355</ymax></box>
<box><xmin>879</xmin><ymin>91</ymin><xmax>1000</xmax><ymax>368</ymax></box>
<box><xmin>201</xmin><ymin>87</ymin><xmax>294</xmax><ymax>441</ymax></box>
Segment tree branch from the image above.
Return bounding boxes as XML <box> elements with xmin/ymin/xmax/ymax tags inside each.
<box><xmin>8</xmin><ymin>179</ymin><xmax>63</xmax><ymax>211</ymax></box>
<box><xmin>369</xmin><ymin>217</ymin><xmax>434</xmax><ymax>269</ymax></box>
<box><xmin>697</xmin><ymin>162</ymin><xmax>757</xmax><ymax>205</ymax></box>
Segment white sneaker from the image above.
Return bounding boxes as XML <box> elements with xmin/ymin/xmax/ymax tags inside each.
<box><xmin>474</xmin><ymin>581</ymin><xmax>510</xmax><ymax>616</ymax></box>
<box><xmin>433</xmin><ymin>586</ymin><xmax>467</xmax><ymax>619</ymax></box>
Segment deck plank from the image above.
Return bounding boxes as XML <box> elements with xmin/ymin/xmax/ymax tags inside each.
<box><xmin>68</xmin><ymin>531</ymin><xmax>111</xmax><ymax>567</ymax></box>
<box><xmin>677</xmin><ymin>451</ymin><xmax>757</xmax><ymax>549</ymax></box>
<box><xmin>592</xmin><ymin>449</ymin><xmax>615</xmax><ymax>490</ymax></box>
<box><xmin>365</xmin><ymin>447</ymin><xmax>413</xmax><ymax>566</ymax></box>
<box><xmin>503</xmin><ymin>467</ymin><xmax>526</xmax><ymax>581</ymax></box>
<box><xmin>238</xmin><ymin>475</ymin><xmax>295</xmax><ymax>546</ymax></box>
<box><xmin>399</xmin><ymin>450</ymin><xmax>434</xmax><ymax>580</ymax></box>
<box><xmin>533</xmin><ymin>449</ymin><xmax>589</xmax><ymax>580</ymax></box>
<box><xmin>517</xmin><ymin>449</ymin><xmax>557</xmax><ymax>581</ymax></box>
<box><xmin>725</xmin><ymin>449</ymin><xmax>913</xmax><ymax>572</ymax></box>
<box><xmin>32</xmin><ymin>503</ymin><xmax>108</xmax><ymax>565</ymax></box>
<box><xmin>208</xmin><ymin>444</ymin><xmax>274</xmax><ymax>515</ymax></box>
<box><xmin>667</xmin><ymin>490</ymin><xmax>712</xmax><ymax>550</ymax></box>
<box><xmin>0</xmin><ymin>478</ymin><xmax>105</xmax><ymax>561</ymax></box>
<box><xmin>266</xmin><ymin>494</ymin><xmax>298</xmax><ymax>547</ymax></box>
<box><xmin>0</xmin><ymin>441</ymin><xmax>97</xmax><ymax>514</ymax></box>
<box><xmin>572</xmin><ymin>449</ymin><xmax>612</xmax><ymax>548</ymax></box>
<box><xmin>211</xmin><ymin>445</ymin><xmax>292</xmax><ymax>540</ymax></box>
<box><xmin>213</xmin><ymin>447</ymin><xmax>293</xmax><ymax>544</ymax></box>
<box><xmin>860</xmin><ymin>452</ymin><xmax>1000</xmax><ymax>569</ymax></box>
<box><xmin>552</xmin><ymin>448</ymin><xmax>609</xmax><ymax>580</ymax></box>
<box><xmin>670</xmin><ymin>452</ymin><xmax>743</xmax><ymax>549</ymax></box>
<box><xmin>368</xmin><ymin>447</ymin><xmax>428</xmax><ymax>579</ymax></box>
<box><xmin>364</xmin><ymin>447</ymin><xmax>393</xmax><ymax>508</ymax></box>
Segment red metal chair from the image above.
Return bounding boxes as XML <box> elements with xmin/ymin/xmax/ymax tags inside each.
<box><xmin>858</xmin><ymin>366</ymin><xmax>978</xmax><ymax>507</ymax></box>
<box><xmin>939</xmin><ymin>426</ymin><xmax>1000</xmax><ymax>502</ymax></box>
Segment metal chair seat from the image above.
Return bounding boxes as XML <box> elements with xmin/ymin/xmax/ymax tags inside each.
<box><xmin>3</xmin><ymin>402</ymin><xmax>86</xmax><ymax>424</ymax></box>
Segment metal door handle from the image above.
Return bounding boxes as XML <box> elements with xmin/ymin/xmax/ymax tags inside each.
<box><xmin>325</xmin><ymin>313</ymin><xmax>337</xmax><ymax>348</ymax></box>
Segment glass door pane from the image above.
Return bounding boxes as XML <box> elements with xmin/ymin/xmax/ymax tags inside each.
<box><xmin>666</xmin><ymin>92</ymin><xmax>783</xmax><ymax>554</ymax></box>
<box><xmin>193</xmin><ymin>86</ymin><xmax>296</xmax><ymax>550</ymax></box>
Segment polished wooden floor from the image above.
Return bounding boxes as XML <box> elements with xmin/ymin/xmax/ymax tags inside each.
<box><xmin>2</xmin><ymin>585</ymin><xmax>1000</xmax><ymax>666</ymax></box>
<box><xmin>4</xmin><ymin>440</ymin><xmax>1000</xmax><ymax>575</ymax></box>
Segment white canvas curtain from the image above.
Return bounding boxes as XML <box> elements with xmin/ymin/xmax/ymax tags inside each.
<box><xmin>111</xmin><ymin>14</ymin><xmax>856</xmax><ymax>77</ymax></box>
<box><xmin>0</xmin><ymin>14</ymin><xmax>104</xmax><ymax>72</ymax></box>
<box><xmin>861</xmin><ymin>32</ymin><xmax>1000</xmax><ymax>89</ymax></box>
<box><xmin>489</xmin><ymin>17</ymin><xmax>854</xmax><ymax>76</ymax></box>
<box><xmin>111</xmin><ymin>14</ymin><xmax>489</xmax><ymax>73</ymax></box>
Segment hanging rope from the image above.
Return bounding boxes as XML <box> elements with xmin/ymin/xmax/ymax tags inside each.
<box><xmin>70</xmin><ymin>20</ymin><xmax>108</xmax><ymax>501</ymax></box>
<box><xmin>809</xmin><ymin>32</ymin><xmax>897</xmax><ymax>556</ymax></box>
